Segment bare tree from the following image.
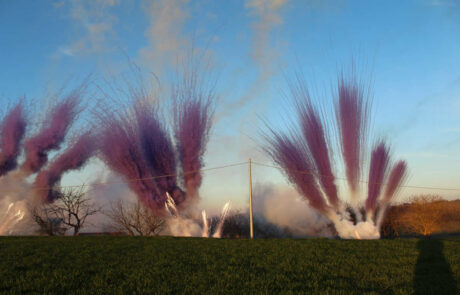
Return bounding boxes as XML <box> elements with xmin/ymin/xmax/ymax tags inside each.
<box><xmin>41</xmin><ymin>186</ymin><xmax>101</xmax><ymax>236</ymax></box>
<box><xmin>401</xmin><ymin>194</ymin><xmax>444</xmax><ymax>236</ymax></box>
<box><xmin>106</xmin><ymin>200</ymin><xmax>164</xmax><ymax>236</ymax></box>
<box><xmin>29</xmin><ymin>203</ymin><xmax>67</xmax><ymax>236</ymax></box>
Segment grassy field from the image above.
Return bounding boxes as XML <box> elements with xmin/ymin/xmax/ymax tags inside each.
<box><xmin>0</xmin><ymin>237</ymin><xmax>459</xmax><ymax>294</ymax></box>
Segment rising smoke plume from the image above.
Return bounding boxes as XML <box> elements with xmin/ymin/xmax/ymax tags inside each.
<box><xmin>264</xmin><ymin>70</ymin><xmax>407</xmax><ymax>239</ymax></box>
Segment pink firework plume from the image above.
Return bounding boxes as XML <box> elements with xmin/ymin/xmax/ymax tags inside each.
<box><xmin>97</xmin><ymin>70</ymin><xmax>215</xmax><ymax>215</ymax></box>
<box><xmin>22</xmin><ymin>95</ymin><xmax>81</xmax><ymax>174</ymax></box>
<box><xmin>365</xmin><ymin>141</ymin><xmax>390</xmax><ymax>216</ymax></box>
<box><xmin>264</xmin><ymin>71</ymin><xmax>407</xmax><ymax>238</ymax></box>
<box><xmin>34</xmin><ymin>132</ymin><xmax>96</xmax><ymax>202</ymax></box>
<box><xmin>382</xmin><ymin>160</ymin><xmax>407</xmax><ymax>204</ymax></box>
<box><xmin>173</xmin><ymin>80</ymin><xmax>213</xmax><ymax>200</ymax></box>
<box><xmin>294</xmin><ymin>87</ymin><xmax>339</xmax><ymax>209</ymax></box>
<box><xmin>335</xmin><ymin>75</ymin><xmax>370</xmax><ymax>196</ymax></box>
<box><xmin>264</xmin><ymin>130</ymin><xmax>328</xmax><ymax>214</ymax></box>
<box><xmin>134</xmin><ymin>103</ymin><xmax>185</xmax><ymax>206</ymax></box>
<box><xmin>376</xmin><ymin>160</ymin><xmax>408</xmax><ymax>227</ymax></box>
<box><xmin>98</xmin><ymin>113</ymin><xmax>166</xmax><ymax>214</ymax></box>
<box><xmin>0</xmin><ymin>102</ymin><xmax>27</xmax><ymax>176</ymax></box>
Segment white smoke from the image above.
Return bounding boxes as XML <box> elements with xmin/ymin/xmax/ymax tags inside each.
<box><xmin>253</xmin><ymin>182</ymin><xmax>382</xmax><ymax>239</ymax></box>
<box><xmin>0</xmin><ymin>171</ymin><xmax>38</xmax><ymax>235</ymax></box>
<box><xmin>327</xmin><ymin>212</ymin><xmax>380</xmax><ymax>240</ymax></box>
<box><xmin>253</xmin><ymin>183</ymin><xmax>334</xmax><ymax>237</ymax></box>
<box><xmin>162</xmin><ymin>192</ymin><xmax>230</xmax><ymax>238</ymax></box>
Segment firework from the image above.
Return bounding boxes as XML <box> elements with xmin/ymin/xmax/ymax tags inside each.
<box><xmin>335</xmin><ymin>75</ymin><xmax>370</xmax><ymax>200</ymax></box>
<box><xmin>22</xmin><ymin>95</ymin><xmax>80</xmax><ymax>174</ymax></box>
<box><xmin>264</xmin><ymin>71</ymin><xmax>407</xmax><ymax>239</ymax></box>
<box><xmin>34</xmin><ymin>132</ymin><xmax>96</xmax><ymax>202</ymax></box>
<box><xmin>99</xmin><ymin>71</ymin><xmax>214</xmax><ymax>217</ymax></box>
<box><xmin>98</xmin><ymin>111</ymin><xmax>165</xmax><ymax>213</ymax></box>
<box><xmin>0</xmin><ymin>103</ymin><xmax>27</xmax><ymax>176</ymax></box>
<box><xmin>173</xmin><ymin>76</ymin><xmax>213</xmax><ymax>200</ymax></box>
<box><xmin>0</xmin><ymin>86</ymin><xmax>94</xmax><ymax>235</ymax></box>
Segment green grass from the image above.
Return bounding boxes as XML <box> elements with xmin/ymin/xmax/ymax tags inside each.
<box><xmin>0</xmin><ymin>237</ymin><xmax>458</xmax><ymax>294</ymax></box>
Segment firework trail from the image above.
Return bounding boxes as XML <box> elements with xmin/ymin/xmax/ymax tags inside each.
<box><xmin>0</xmin><ymin>202</ymin><xmax>25</xmax><ymax>235</ymax></box>
<box><xmin>212</xmin><ymin>201</ymin><xmax>231</xmax><ymax>238</ymax></box>
<box><xmin>134</xmin><ymin>103</ymin><xmax>185</xmax><ymax>206</ymax></box>
<box><xmin>335</xmin><ymin>74</ymin><xmax>370</xmax><ymax>201</ymax></box>
<box><xmin>376</xmin><ymin>160</ymin><xmax>408</xmax><ymax>227</ymax></box>
<box><xmin>201</xmin><ymin>210</ymin><xmax>209</xmax><ymax>237</ymax></box>
<box><xmin>34</xmin><ymin>132</ymin><xmax>96</xmax><ymax>202</ymax></box>
<box><xmin>173</xmin><ymin>77</ymin><xmax>213</xmax><ymax>200</ymax></box>
<box><xmin>22</xmin><ymin>95</ymin><xmax>80</xmax><ymax>174</ymax></box>
<box><xmin>0</xmin><ymin>103</ymin><xmax>27</xmax><ymax>176</ymax></box>
<box><xmin>264</xmin><ymin>131</ymin><xmax>328</xmax><ymax>214</ymax></box>
<box><xmin>264</xmin><ymin>71</ymin><xmax>407</xmax><ymax>239</ymax></box>
<box><xmin>291</xmin><ymin>78</ymin><xmax>339</xmax><ymax>209</ymax></box>
<box><xmin>98</xmin><ymin>112</ymin><xmax>165</xmax><ymax>214</ymax></box>
<box><xmin>365</xmin><ymin>141</ymin><xmax>390</xmax><ymax>220</ymax></box>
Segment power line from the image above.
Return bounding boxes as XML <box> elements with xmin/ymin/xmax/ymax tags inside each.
<box><xmin>3</xmin><ymin>162</ymin><xmax>248</xmax><ymax>192</ymax></box>
<box><xmin>1</xmin><ymin>160</ymin><xmax>459</xmax><ymax>193</ymax></box>
<box><xmin>250</xmin><ymin>161</ymin><xmax>460</xmax><ymax>192</ymax></box>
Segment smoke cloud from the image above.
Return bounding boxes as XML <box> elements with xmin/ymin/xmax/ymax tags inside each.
<box><xmin>253</xmin><ymin>183</ymin><xmax>333</xmax><ymax>237</ymax></box>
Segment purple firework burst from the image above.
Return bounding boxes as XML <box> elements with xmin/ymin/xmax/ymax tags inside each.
<box><xmin>134</xmin><ymin>103</ymin><xmax>185</xmax><ymax>206</ymax></box>
<box><xmin>173</xmin><ymin>78</ymin><xmax>214</xmax><ymax>200</ymax></box>
<box><xmin>264</xmin><ymin>70</ymin><xmax>408</xmax><ymax>237</ymax></box>
<box><xmin>98</xmin><ymin>111</ymin><xmax>166</xmax><ymax>214</ymax></box>
<box><xmin>34</xmin><ymin>132</ymin><xmax>96</xmax><ymax>202</ymax></box>
<box><xmin>264</xmin><ymin>129</ymin><xmax>328</xmax><ymax>213</ymax></box>
<box><xmin>335</xmin><ymin>75</ymin><xmax>370</xmax><ymax>196</ymax></box>
<box><xmin>22</xmin><ymin>95</ymin><xmax>80</xmax><ymax>174</ymax></box>
<box><xmin>0</xmin><ymin>102</ymin><xmax>27</xmax><ymax>176</ymax></box>
<box><xmin>365</xmin><ymin>141</ymin><xmax>390</xmax><ymax>215</ymax></box>
<box><xmin>291</xmin><ymin>78</ymin><xmax>339</xmax><ymax>209</ymax></box>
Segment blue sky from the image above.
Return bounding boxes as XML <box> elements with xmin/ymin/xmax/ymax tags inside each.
<box><xmin>1</xmin><ymin>0</ymin><xmax>460</xmax><ymax>209</ymax></box>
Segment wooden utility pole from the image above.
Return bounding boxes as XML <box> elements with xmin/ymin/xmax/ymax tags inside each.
<box><xmin>248</xmin><ymin>158</ymin><xmax>254</xmax><ymax>239</ymax></box>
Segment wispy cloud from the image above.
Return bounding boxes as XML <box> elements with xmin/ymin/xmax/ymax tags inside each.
<box><xmin>138</xmin><ymin>0</ymin><xmax>189</xmax><ymax>73</ymax></box>
<box><xmin>52</xmin><ymin>0</ymin><xmax>120</xmax><ymax>58</ymax></box>
<box><xmin>229</xmin><ymin>0</ymin><xmax>287</xmax><ymax>110</ymax></box>
<box><xmin>57</xmin><ymin>46</ymin><xmax>76</xmax><ymax>57</ymax></box>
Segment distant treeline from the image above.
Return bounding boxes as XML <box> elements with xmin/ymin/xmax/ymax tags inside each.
<box><xmin>381</xmin><ymin>196</ymin><xmax>460</xmax><ymax>238</ymax></box>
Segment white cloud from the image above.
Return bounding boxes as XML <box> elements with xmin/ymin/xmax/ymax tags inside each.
<box><xmin>53</xmin><ymin>0</ymin><xmax>120</xmax><ymax>58</ymax></box>
<box><xmin>138</xmin><ymin>0</ymin><xmax>190</xmax><ymax>72</ymax></box>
